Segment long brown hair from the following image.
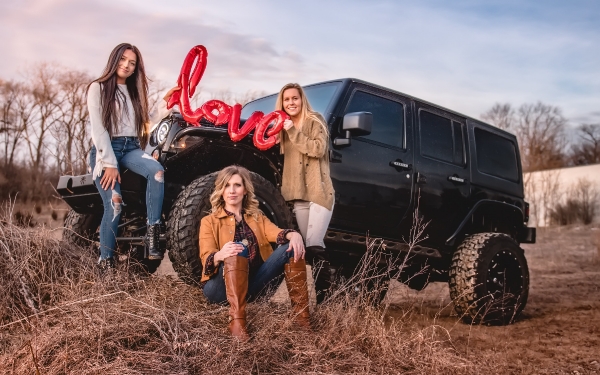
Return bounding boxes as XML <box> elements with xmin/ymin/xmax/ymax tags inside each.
<box><xmin>88</xmin><ymin>43</ymin><xmax>150</xmax><ymax>147</ymax></box>
<box><xmin>209</xmin><ymin>166</ymin><xmax>261</xmax><ymax>218</ymax></box>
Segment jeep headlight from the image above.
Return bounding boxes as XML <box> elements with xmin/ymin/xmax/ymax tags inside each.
<box><xmin>156</xmin><ymin>121</ymin><xmax>170</xmax><ymax>144</ymax></box>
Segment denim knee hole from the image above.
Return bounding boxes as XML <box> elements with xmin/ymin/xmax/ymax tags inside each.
<box><xmin>154</xmin><ymin>170</ymin><xmax>164</xmax><ymax>183</ymax></box>
<box><xmin>111</xmin><ymin>192</ymin><xmax>123</xmax><ymax>222</ymax></box>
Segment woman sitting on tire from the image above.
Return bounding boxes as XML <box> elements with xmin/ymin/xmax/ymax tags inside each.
<box><xmin>199</xmin><ymin>165</ymin><xmax>310</xmax><ymax>339</ymax></box>
<box><xmin>88</xmin><ymin>43</ymin><xmax>178</xmax><ymax>269</ymax></box>
<box><xmin>275</xmin><ymin>83</ymin><xmax>336</xmax><ymax>303</ymax></box>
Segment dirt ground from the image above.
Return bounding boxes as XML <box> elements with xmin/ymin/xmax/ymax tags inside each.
<box><xmin>15</xmin><ymin>202</ymin><xmax>600</xmax><ymax>374</ymax></box>
<box><xmin>384</xmin><ymin>225</ymin><xmax>600</xmax><ymax>374</ymax></box>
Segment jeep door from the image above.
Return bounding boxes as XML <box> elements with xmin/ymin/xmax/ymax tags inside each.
<box><xmin>413</xmin><ymin>103</ymin><xmax>471</xmax><ymax>245</ymax></box>
<box><xmin>329</xmin><ymin>86</ymin><xmax>414</xmax><ymax>239</ymax></box>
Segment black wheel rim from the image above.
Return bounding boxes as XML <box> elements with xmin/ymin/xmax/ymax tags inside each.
<box><xmin>486</xmin><ymin>249</ymin><xmax>525</xmax><ymax>303</ymax></box>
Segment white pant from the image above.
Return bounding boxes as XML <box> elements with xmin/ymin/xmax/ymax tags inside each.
<box><xmin>293</xmin><ymin>200</ymin><xmax>334</xmax><ymax>248</ymax></box>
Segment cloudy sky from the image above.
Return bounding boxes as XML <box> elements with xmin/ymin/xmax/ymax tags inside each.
<box><xmin>1</xmin><ymin>0</ymin><xmax>599</xmax><ymax>125</ymax></box>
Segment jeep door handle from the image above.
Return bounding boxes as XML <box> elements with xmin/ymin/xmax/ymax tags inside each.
<box><xmin>448</xmin><ymin>175</ymin><xmax>467</xmax><ymax>184</ymax></box>
<box><xmin>389</xmin><ymin>160</ymin><xmax>412</xmax><ymax>171</ymax></box>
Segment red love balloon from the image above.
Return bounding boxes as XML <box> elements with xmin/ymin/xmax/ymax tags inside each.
<box><xmin>253</xmin><ymin>111</ymin><xmax>286</xmax><ymax>150</ymax></box>
<box><xmin>170</xmin><ymin>45</ymin><xmax>289</xmax><ymax>150</ymax></box>
<box><xmin>168</xmin><ymin>45</ymin><xmax>208</xmax><ymax>126</ymax></box>
<box><xmin>201</xmin><ymin>100</ymin><xmax>232</xmax><ymax>126</ymax></box>
<box><xmin>228</xmin><ymin>104</ymin><xmax>256</xmax><ymax>142</ymax></box>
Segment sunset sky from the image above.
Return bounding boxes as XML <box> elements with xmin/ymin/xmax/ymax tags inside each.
<box><xmin>1</xmin><ymin>0</ymin><xmax>599</xmax><ymax>126</ymax></box>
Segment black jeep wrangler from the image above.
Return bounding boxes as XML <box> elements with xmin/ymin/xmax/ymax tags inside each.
<box><xmin>58</xmin><ymin>78</ymin><xmax>535</xmax><ymax>324</ymax></box>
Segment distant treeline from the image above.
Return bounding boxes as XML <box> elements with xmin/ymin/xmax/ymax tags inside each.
<box><xmin>0</xmin><ymin>63</ymin><xmax>265</xmax><ymax>202</ymax></box>
<box><xmin>0</xmin><ymin>63</ymin><xmax>598</xmax><ymax>202</ymax></box>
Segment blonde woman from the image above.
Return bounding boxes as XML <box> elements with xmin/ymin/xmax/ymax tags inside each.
<box><xmin>275</xmin><ymin>83</ymin><xmax>335</xmax><ymax>304</ymax></box>
<box><xmin>199</xmin><ymin>165</ymin><xmax>310</xmax><ymax>339</ymax></box>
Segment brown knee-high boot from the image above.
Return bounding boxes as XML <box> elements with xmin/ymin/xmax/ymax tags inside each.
<box><xmin>224</xmin><ymin>256</ymin><xmax>250</xmax><ymax>340</ymax></box>
<box><xmin>284</xmin><ymin>258</ymin><xmax>311</xmax><ymax>328</ymax></box>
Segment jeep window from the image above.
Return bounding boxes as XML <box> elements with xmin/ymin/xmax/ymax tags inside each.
<box><xmin>419</xmin><ymin>110</ymin><xmax>465</xmax><ymax>166</ymax></box>
<box><xmin>344</xmin><ymin>90</ymin><xmax>404</xmax><ymax>149</ymax></box>
<box><xmin>475</xmin><ymin>128</ymin><xmax>519</xmax><ymax>182</ymax></box>
<box><xmin>241</xmin><ymin>82</ymin><xmax>341</xmax><ymax>120</ymax></box>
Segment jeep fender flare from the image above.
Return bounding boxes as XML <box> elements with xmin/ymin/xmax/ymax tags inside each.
<box><xmin>446</xmin><ymin>199</ymin><xmax>524</xmax><ymax>246</ymax></box>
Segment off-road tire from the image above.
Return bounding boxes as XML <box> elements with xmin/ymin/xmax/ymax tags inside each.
<box><xmin>63</xmin><ymin>209</ymin><xmax>101</xmax><ymax>248</ymax></box>
<box><xmin>62</xmin><ymin>209</ymin><xmax>162</xmax><ymax>274</ymax></box>
<box><xmin>449</xmin><ymin>232</ymin><xmax>529</xmax><ymax>325</ymax></box>
<box><xmin>167</xmin><ymin>172</ymin><xmax>293</xmax><ymax>286</ymax></box>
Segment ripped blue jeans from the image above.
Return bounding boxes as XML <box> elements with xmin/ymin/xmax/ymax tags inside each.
<box><xmin>90</xmin><ymin>137</ymin><xmax>164</xmax><ymax>260</ymax></box>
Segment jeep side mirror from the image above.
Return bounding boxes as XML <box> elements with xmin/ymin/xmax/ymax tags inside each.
<box><xmin>333</xmin><ymin>112</ymin><xmax>373</xmax><ymax>146</ymax></box>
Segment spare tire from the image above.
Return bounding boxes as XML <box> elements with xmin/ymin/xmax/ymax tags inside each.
<box><xmin>167</xmin><ymin>172</ymin><xmax>293</xmax><ymax>286</ymax></box>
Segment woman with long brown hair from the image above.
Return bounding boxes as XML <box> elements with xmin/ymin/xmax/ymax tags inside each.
<box><xmin>88</xmin><ymin>43</ymin><xmax>178</xmax><ymax>269</ymax></box>
<box><xmin>275</xmin><ymin>83</ymin><xmax>335</xmax><ymax>303</ymax></box>
<box><xmin>200</xmin><ymin>165</ymin><xmax>310</xmax><ymax>340</ymax></box>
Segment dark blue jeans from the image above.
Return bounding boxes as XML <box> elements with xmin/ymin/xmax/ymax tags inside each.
<box><xmin>90</xmin><ymin>137</ymin><xmax>164</xmax><ymax>260</ymax></box>
<box><xmin>203</xmin><ymin>243</ymin><xmax>294</xmax><ymax>303</ymax></box>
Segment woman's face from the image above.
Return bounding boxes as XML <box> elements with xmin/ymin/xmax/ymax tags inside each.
<box><xmin>282</xmin><ymin>88</ymin><xmax>302</xmax><ymax>119</ymax></box>
<box><xmin>222</xmin><ymin>173</ymin><xmax>247</xmax><ymax>209</ymax></box>
<box><xmin>116</xmin><ymin>49</ymin><xmax>137</xmax><ymax>84</ymax></box>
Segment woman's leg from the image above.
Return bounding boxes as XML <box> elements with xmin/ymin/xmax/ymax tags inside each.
<box><xmin>119</xmin><ymin>147</ymin><xmax>164</xmax><ymax>225</ymax></box>
<box><xmin>303</xmin><ymin>201</ymin><xmax>334</xmax><ymax>248</ymax></box>
<box><xmin>297</xmin><ymin>200</ymin><xmax>335</xmax><ymax>303</ymax></box>
<box><xmin>204</xmin><ymin>257</ymin><xmax>250</xmax><ymax>340</ymax></box>
<box><xmin>204</xmin><ymin>244</ymin><xmax>293</xmax><ymax>302</ymax></box>
<box><xmin>120</xmin><ymin>144</ymin><xmax>165</xmax><ymax>259</ymax></box>
<box><xmin>89</xmin><ymin>145</ymin><xmax>124</xmax><ymax>262</ymax></box>
<box><xmin>203</xmin><ymin>266</ymin><xmax>227</xmax><ymax>303</ymax></box>
<box><xmin>284</xmin><ymin>256</ymin><xmax>311</xmax><ymax>327</ymax></box>
<box><xmin>247</xmin><ymin>243</ymin><xmax>293</xmax><ymax>301</ymax></box>
<box><xmin>292</xmin><ymin>200</ymin><xmax>310</xmax><ymax>240</ymax></box>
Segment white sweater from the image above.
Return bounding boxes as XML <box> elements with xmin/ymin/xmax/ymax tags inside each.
<box><xmin>88</xmin><ymin>82</ymin><xmax>171</xmax><ymax>178</ymax></box>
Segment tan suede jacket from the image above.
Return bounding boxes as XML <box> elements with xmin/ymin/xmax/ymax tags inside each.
<box><xmin>199</xmin><ymin>208</ymin><xmax>283</xmax><ymax>282</ymax></box>
<box><xmin>280</xmin><ymin>114</ymin><xmax>335</xmax><ymax>210</ymax></box>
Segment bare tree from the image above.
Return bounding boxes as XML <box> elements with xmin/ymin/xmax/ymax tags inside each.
<box><xmin>148</xmin><ymin>78</ymin><xmax>168</xmax><ymax>118</ymax></box>
<box><xmin>210</xmin><ymin>89</ymin><xmax>269</xmax><ymax>106</ymax></box>
<box><xmin>570</xmin><ymin>124</ymin><xmax>600</xmax><ymax>166</ymax></box>
<box><xmin>481</xmin><ymin>103</ymin><xmax>515</xmax><ymax>130</ymax></box>
<box><xmin>515</xmin><ymin>102</ymin><xmax>567</xmax><ymax>172</ymax></box>
<box><xmin>234</xmin><ymin>89</ymin><xmax>269</xmax><ymax>106</ymax></box>
<box><xmin>51</xmin><ymin>70</ymin><xmax>92</xmax><ymax>175</ymax></box>
<box><xmin>549</xmin><ymin>178</ymin><xmax>598</xmax><ymax>225</ymax></box>
<box><xmin>524</xmin><ymin>169</ymin><xmax>562</xmax><ymax>227</ymax></box>
<box><xmin>0</xmin><ymin>80</ymin><xmax>25</xmax><ymax>170</ymax></box>
<box><xmin>23</xmin><ymin>63</ymin><xmax>62</xmax><ymax>173</ymax></box>
<box><xmin>482</xmin><ymin>102</ymin><xmax>567</xmax><ymax>172</ymax></box>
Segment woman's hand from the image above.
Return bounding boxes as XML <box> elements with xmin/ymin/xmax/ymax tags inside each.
<box><xmin>286</xmin><ymin>231</ymin><xmax>306</xmax><ymax>262</ymax></box>
<box><xmin>214</xmin><ymin>241</ymin><xmax>244</xmax><ymax>263</ymax></box>
<box><xmin>283</xmin><ymin>119</ymin><xmax>294</xmax><ymax>131</ymax></box>
<box><xmin>100</xmin><ymin>167</ymin><xmax>121</xmax><ymax>190</ymax></box>
<box><xmin>163</xmin><ymin>85</ymin><xmax>181</xmax><ymax>102</ymax></box>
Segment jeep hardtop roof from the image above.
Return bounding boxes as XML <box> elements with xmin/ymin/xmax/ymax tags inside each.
<box><xmin>244</xmin><ymin>78</ymin><xmax>517</xmax><ymax>142</ymax></box>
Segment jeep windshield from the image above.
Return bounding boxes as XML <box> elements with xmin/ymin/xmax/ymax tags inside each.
<box><xmin>241</xmin><ymin>81</ymin><xmax>341</xmax><ymax>121</ymax></box>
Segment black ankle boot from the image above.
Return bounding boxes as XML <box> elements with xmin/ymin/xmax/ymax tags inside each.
<box><xmin>146</xmin><ymin>224</ymin><xmax>163</xmax><ymax>260</ymax></box>
<box><xmin>306</xmin><ymin>246</ymin><xmax>333</xmax><ymax>304</ymax></box>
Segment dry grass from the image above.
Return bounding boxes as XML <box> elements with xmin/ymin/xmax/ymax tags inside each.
<box><xmin>385</xmin><ymin>224</ymin><xmax>600</xmax><ymax>375</ymax></box>
<box><xmin>0</xmin><ymin>208</ymin><xmax>478</xmax><ymax>375</ymax></box>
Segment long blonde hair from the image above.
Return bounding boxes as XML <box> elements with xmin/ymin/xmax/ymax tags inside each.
<box><xmin>209</xmin><ymin>165</ymin><xmax>261</xmax><ymax>218</ymax></box>
<box><xmin>275</xmin><ymin>83</ymin><xmax>329</xmax><ymax>154</ymax></box>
